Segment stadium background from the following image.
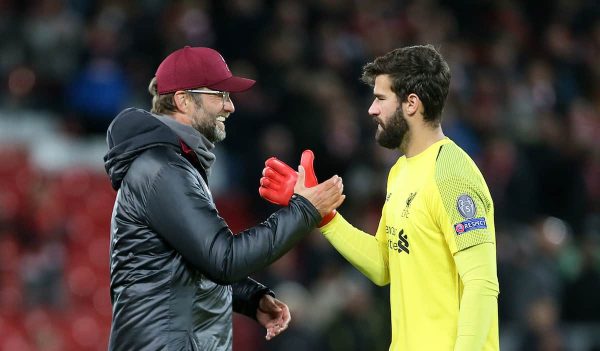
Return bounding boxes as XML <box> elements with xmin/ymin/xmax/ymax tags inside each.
<box><xmin>0</xmin><ymin>0</ymin><xmax>598</xmax><ymax>350</ymax></box>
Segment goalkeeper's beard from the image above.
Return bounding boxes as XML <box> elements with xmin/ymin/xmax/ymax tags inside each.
<box><xmin>375</xmin><ymin>107</ymin><xmax>409</xmax><ymax>151</ymax></box>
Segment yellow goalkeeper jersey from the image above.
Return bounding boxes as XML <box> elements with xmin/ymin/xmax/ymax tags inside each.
<box><xmin>321</xmin><ymin>138</ymin><xmax>499</xmax><ymax>350</ymax></box>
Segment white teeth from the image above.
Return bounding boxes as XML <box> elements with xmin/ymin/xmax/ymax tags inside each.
<box><xmin>217</xmin><ymin>116</ymin><xmax>226</xmax><ymax>122</ymax></box>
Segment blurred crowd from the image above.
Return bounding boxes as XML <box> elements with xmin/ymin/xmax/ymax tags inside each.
<box><xmin>0</xmin><ymin>0</ymin><xmax>599</xmax><ymax>350</ymax></box>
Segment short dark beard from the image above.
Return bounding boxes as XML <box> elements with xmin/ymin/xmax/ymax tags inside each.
<box><xmin>376</xmin><ymin>107</ymin><xmax>409</xmax><ymax>150</ymax></box>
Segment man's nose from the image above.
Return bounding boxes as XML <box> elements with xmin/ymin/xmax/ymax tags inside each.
<box><xmin>224</xmin><ymin>99</ymin><xmax>235</xmax><ymax>113</ymax></box>
<box><xmin>368</xmin><ymin>101</ymin><xmax>379</xmax><ymax>116</ymax></box>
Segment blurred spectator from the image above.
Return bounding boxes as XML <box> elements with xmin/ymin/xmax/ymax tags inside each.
<box><xmin>520</xmin><ymin>296</ymin><xmax>565</xmax><ymax>351</ymax></box>
<box><xmin>561</xmin><ymin>233</ymin><xmax>600</xmax><ymax>322</ymax></box>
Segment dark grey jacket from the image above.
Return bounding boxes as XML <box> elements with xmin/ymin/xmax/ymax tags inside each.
<box><xmin>104</xmin><ymin>108</ymin><xmax>321</xmax><ymax>350</ymax></box>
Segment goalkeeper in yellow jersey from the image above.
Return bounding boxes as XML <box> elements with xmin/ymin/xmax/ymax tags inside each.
<box><xmin>258</xmin><ymin>44</ymin><xmax>499</xmax><ymax>351</ymax></box>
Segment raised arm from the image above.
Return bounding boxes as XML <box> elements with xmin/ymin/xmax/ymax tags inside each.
<box><xmin>145</xmin><ymin>161</ymin><xmax>343</xmax><ymax>284</ymax></box>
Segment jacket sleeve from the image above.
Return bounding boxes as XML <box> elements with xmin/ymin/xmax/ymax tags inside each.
<box><xmin>144</xmin><ymin>161</ymin><xmax>321</xmax><ymax>284</ymax></box>
<box><xmin>232</xmin><ymin>277</ymin><xmax>274</xmax><ymax>320</ymax></box>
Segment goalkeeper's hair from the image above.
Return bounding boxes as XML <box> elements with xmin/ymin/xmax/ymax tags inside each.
<box><xmin>361</xmin><ymin>45</ymin><xmax>450</xmax><ymax>125</ymax></box>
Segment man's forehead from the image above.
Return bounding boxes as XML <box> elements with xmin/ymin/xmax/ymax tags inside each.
<box><xmin>373</xmin><ymin>74</ymin><xmax>393</xmax><ymax>94</ymax></box>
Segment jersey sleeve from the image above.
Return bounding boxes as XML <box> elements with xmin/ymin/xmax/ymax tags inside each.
<box><xmin>454</xmin><ymin>243</ymin><xmax>500</xmax><ymax>350</ymax></box>
<box><xmin>432</xmin><ymin>146</ymin><xmax>495</xmax><ymax>254</ymax></box>
<box><xmin>320</xmin><ymin>212</ymin><xmax>390</xmax><ymax>286</ymax></box>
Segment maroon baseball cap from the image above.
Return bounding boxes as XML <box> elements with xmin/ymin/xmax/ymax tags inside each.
<box><xmin>155</xmin><ymin>46</ymin><xmax>255</xmax><ymax>94</ymax></box>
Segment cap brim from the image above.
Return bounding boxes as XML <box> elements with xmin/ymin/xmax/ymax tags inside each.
<box><xmin>209</xmin><ymin>76</ymin><xmax>256</xmax><ymax>93</ymax></box>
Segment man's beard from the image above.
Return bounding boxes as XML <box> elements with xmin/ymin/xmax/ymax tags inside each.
<box><xmin>375</xmin><ymin>107</ymin><xmax>409</xmax><ymax>150</ymax></box>
<box><xmin>191</xmin><ymin>108</ymin><xmax>226</xmax><ymax>143</ymax></box>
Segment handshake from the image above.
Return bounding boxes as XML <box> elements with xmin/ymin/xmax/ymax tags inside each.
<box><xmin>258</xmin><ymin>150</ymin><xmax>345</xmax><ymax>227</ymax></box>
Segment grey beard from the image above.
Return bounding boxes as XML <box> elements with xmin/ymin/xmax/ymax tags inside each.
<box><xmin>193</xmin><ymin>119</ymin><xmax>225</xmax><ymax>143</ymax></box>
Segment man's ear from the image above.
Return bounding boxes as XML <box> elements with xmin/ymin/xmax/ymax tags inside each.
<box><xmin>405</xmin><ymin>93</ymin><xmax>420</xmax><ymax>116</ymax></box>
<box><xmin>173</xmin><ymin>91</ymin><xmax>189</xmax><ymax>113</ymax></box>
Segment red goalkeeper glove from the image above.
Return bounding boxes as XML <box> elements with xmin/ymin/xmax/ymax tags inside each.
<box><xmin>258</xmin><ymin>150</ymin><xmax>336</xmax><ymax>227</ymax></box>
<box><xmin>258</xmin><ymin>157</ymin><xmax>298</xmax><ymax>206</ymax></box>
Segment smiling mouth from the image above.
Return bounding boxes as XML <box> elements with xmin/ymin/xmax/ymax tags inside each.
<box><xmin>216</xmin><ymin>116</ymin><xmax>227</xmax><ymax>122</ymax></box>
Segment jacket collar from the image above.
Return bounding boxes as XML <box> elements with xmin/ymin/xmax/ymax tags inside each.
<box><xmin>154</xmin><ymin>114</ymin><xmax>216</xmax><ymax>176</ymax></box>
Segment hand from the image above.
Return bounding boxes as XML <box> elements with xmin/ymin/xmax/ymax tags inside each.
<box><xmin>259</xmin><ymin>151</ymin><xmax>343</xmax><ymax>226</ymax></box>
<box><xmin>258</xmin><ymin>157</ymin><xmax>298</xmax><ymax>206</ymax></box>
<box><xmin>293</xmin><ymin>165</ymin><xmax>345</xmax><ymax>219</ymax></box>
<box><xmin>256</xmin><ymin>295</ymin><xmax>291</xmax><ymax>340</ymax></box>
<box><xmin>299</xmin><ymin>150</ymin><xmax>337</xmax><ymax>226</ymax></box>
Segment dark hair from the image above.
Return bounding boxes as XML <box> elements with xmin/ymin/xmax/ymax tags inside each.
<box><xmin>148</xmin><ymin>77</ymin><xmax>203</xmax><ymax>114</ymax></box>
<box><xmin>361</xmin><ymin>45</ymin><xmax>451</xmax><ymax>124</ymax></box>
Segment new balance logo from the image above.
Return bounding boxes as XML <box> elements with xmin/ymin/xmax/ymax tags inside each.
<box><xmin>397</xmin><ymin>229</ymin><xmax>409</xmax><ymax>254</ymax></box>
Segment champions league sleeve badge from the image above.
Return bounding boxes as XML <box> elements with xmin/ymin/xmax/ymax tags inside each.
<box><xmin>457</xmin><ymin>194</ymin><xmax>476</xmax><ymax>219</ymax></box>
<box><xmin>454</xmin><ymin>194</ymin><xmax>486</xmax><ymax>235</ymax></box>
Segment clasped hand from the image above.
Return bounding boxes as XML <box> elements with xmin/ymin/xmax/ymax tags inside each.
<box><xmin>258</xmin><ymin>150</ymin><xmax>343</xmax><ymax>226</ymax></box>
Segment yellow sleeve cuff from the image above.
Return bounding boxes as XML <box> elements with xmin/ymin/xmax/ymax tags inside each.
<box><xmin>319</xmin><ymin>211</ymin><xmax>343</xmax><ymax>236</ymax></box>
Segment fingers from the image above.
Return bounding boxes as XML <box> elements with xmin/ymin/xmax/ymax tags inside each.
<box><xmin>300</xmin><ymin>150</ymin><xmax>314</xmax><ymax>166</ymax></box>
<box><xmin>333</xmin><ymin>194</ymin><xmax>346</xmax><ymax>209</ymax></box>
<box><xmin>277</xmin><ymin>300</ymin><xmax>291</xmax><ymax>326</ymax></box>
<box><xmin>260</xmin><ymin>176</ymin><xmax>280</xmax><ymax>189</ymax></box>
<box><xmin>263</xmin><ymin>167</ymin><xmax>288</xmax><ymax>184</ymax></box>
<box><xmin>323</xmin><ymin>178</ymin><xmax>344</xmax><ymax>202</ymax></box>
<box><xmin>316</xmin><ymin>176</ymin><xmax>345</xmax><ymax>215</ymax></box>
<box><xmin>263</xmin><ymin>298</ymin><xmax>291</xmax><ymax>341</ymax></box>
<box><xmin>293</xmin><ymin>165</ymin><xmax>307</xmax><ymax>194</ymax></box>
<box><xmin>264</xmin><ymin>318</ymin><xmax>290</xmax><ymax>340</ymax></box>
<box><xmin>306</xmin><ymin>176</ymin><xmax>342</xmax><ymax>200</ymax></box>
<box><xmin>294</xmin><ymin>172</ymin><xmax>345</xmax><ymax>216</ymax></box>
<box><xmin>266</xmin><ymin>157</ymin><xmax>296</xmax><ymax>177</ymax></box>
<box><xmin>297</xmin><ymin>165</ymin><xmax>306</xmax><ymax>184</ymax></box>
<box><xmin>314</xmin><ymin>175</ymin><xmax>342</xmax><ymax>192</ymax></box>
<box><xmin>300</xmin><ymin>150</ymin><xmax>318</xmax><ymax>187</ymax></box>
<box><xmin>264</xmin><ymin>319</ymin><xmax>285</xmax><ymax>340</ymax></box>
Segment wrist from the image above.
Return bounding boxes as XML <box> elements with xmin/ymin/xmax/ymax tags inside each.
<box><xmin>318</xmin><ymin>210</ymin><xmax>337</xmax><ymax>227</ymax></box>
<box><xmin>290</xmin><ymin>193</ymin><xmax>321</xmax><ymax>227</ymax></box>
<box><xmin>319</xmin><ymin>211</ymin><xmax>341</xmax><ymax>236</ymax></box>
<box><xmin>253</xmin><ymin>288</ymin><xmax>275</xmax><ymax>318</ymax></box>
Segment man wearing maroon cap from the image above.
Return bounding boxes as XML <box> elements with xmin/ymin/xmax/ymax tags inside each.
<box><xmin>103</xmin><ymin>47</ymin><xmax>345</xmax><ymax>351</ymax></box>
